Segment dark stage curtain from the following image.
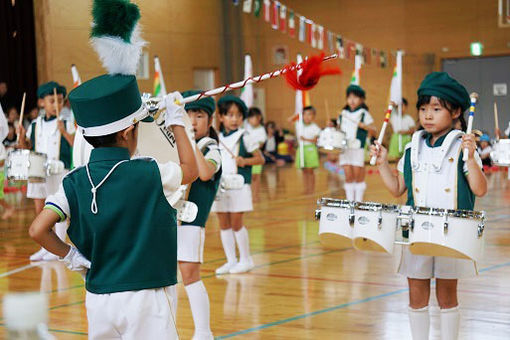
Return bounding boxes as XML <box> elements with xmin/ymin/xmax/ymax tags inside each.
<box><xmin>0</xmin><ymin>0</ymin><xmax>38</xmax><ymax>112</ymax></box>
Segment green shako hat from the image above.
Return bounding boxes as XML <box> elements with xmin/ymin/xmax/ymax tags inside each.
<box><xmin>346</xmin><ymin>84</ymin><xmax>365</xmax><ymax>99</ymax></box>
<box><xmin>182</xmin><ymin>90</ymin><xmax>216</xmax><ymax>116</ymax></box>
<box><xmin>37</xmin><ymin>81</ymin><xmax>67</xmax><ymax>99</ymax></box>
<box><xmin>217</xmin><ymin>95</ymin><xmax>248</xmax><ymax>118</ymax></box>
<box><xmin>417</xmin><ymin>72</ymin><xmax>470</xmax><ymax>112</ymax></box>
<box><xmin>68</xmin><ymin>0</ymin><xmax>149</xmax><ymax>137</ymax></box>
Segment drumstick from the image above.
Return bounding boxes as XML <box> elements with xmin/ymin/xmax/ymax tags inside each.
<box><xmin>369</xmin><ymin>104</ymin><xmax>393</xmax><ymax>166</ymax></box>
<box><xmin>16</xmin><ymin>92</ymin><xmax>26</xmax><ymax>143</ymax></box>
<box><xmin>494</xmin><ymin>102</ymin><xmax>499</xmax><ymax>141</ymax></box>
<box><xmin>218</xmin><ymin>139</ymin><xmax>236</xmax><ymax>159</ymax></box>
<box><xmin>463</xmin><ymin>93</ymin><xmax>478</xmax><ymax>161</ymax></box>
<box><xmin>53</xmin><ymin>88</ymin><xmax>60</xmax><ymax>119</ymax></box>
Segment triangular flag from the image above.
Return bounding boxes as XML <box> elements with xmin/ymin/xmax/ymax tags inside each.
<box><xmin>71</xmin><ymin>64</ymin><xmax>82</xmax><ymax>88</ymax></box>
<box><xmin>279</xmin><ymin>4</ymin><xmax>286</xmax><ymax>32</ymax></box>
<box><xmin>336</xmin><ymin>35</ymin><xmax>344</xmax><ymax>58</ymax></box>
<box><xmin>327</xmin><ymin>31</ymin><xmax>334</xmax><ymax>53</ymax></box>
<box><xmin>350</xmin><ymin>54</ymin><xmax>363</xmax><ymax>85</ymax></box>
<box><xmin>243</xmin><ymin>0</ymin><xmax>252</xmax><ymax>13</ymax></box>
<box><xmin>389</xmin><ymin>50</ymin><xmax>403</xmax><ymax>105</ymax></box>
<box><xmin>317</xmin><ymin>25</ymin><xmax>324</xmax><ymax>50</ymax></box>
<box><xmin>271</xmin><ymin>1</ymin><xmax>279</xmax><ymax>29</ymax></box>
<box><xmin>240</xmin><ymin>54</ymin><xmax>254</xmax><ymax>108</ymax></box>
<box><xmin>153</xmin><ymin>56</ymin><xmax>167</xmax><ymax>97</ymax></box>
<box><xmin>380</xmin><ymin>51</ymin><xmax>388</xmax><ymax>68</ymax></box>
<box><xmin>298</xmin><ymin>16</ymin><xmax>306</xmax><ymax>42</ymax></box>
<box><xmin>263</xmin><ymin>0</ymin><xmax>270</xmax><ymax>22</ymax></box>
<box><xmin>306</xmin><ymin>20</ymin><xmax>313</xmax><ymax>45</ymax></box>
<box><xmin>288</xmin><ymin>10</ymin><xmax>295</xmax><ymax>37</ymax></box>
<box><xmin>253</xmin><ymin>0</ymin><xmax>261</xmax><ymax>17</ymax></box>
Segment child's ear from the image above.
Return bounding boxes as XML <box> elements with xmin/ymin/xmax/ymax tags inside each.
<box><xmin>121</xmin><ymin>125</ymin><xmax>135</xmax><ymax>141</ymax></box>
<box><xmin>451</xmin><ymin>108</ymin><xmax>462</xmax><ymax>120</ymax></box>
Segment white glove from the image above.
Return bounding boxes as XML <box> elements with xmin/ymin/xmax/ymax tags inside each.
<box><xmin>197</xmin><ymin>136</ymin><xmax>217</xmax><ymax>152</ymax></box>
<box><xmin>163</xmin><ymin>91</ymin><xmax>186</xmax><ymax>128</ymax></box>
<box><xmin>60</xmin><ymin>246</ymin><xmax>91</xmax><ymax>272</ymax></box>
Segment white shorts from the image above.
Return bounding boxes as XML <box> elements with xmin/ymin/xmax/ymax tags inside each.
<box><xmin>397</xmin><ymin>247</ymin><xmax>477</xmax><ymax>279</ymax></box>
<box><xmin>86</xmin><ymin>285</ymin><xmax>178</xmax><ymax>340</ymax></box>
<box><xmin>177</xmin><ymin>225</ymin><xmax>205</xmax><ymax>263</ymax></box>
<box><xmin>211</xmin><ymin>184</ymin><xmax>253</xmax><ymax>213</ymax></box>
<box><xmin>339</xmin><ymin>148</ymin><xmax>365</xmax><ymax>167</ymax></box>
<box><xmin>27</xmin><ymin>171</ymin><xmax>68</xmax><ymax>199</ymax></box>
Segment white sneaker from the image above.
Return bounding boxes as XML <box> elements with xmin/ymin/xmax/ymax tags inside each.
<box><xmin>229</xmin><ymin>257</ymin><xmax>254</xmax><ymax>274</ymax></box>
<box><xmin>42</xmin><ymin>252</ymin><xmax>59</xmax><ymax>261</ymax></box>
<box><xmin>29</xmin><ymin>248</ymin><xmax>48</xmax><ymax>261</ymax></box>
<box><xmin>215</xmin><ymin>261</ymin><xmax>237</xmax><ymax>275</ymax></box>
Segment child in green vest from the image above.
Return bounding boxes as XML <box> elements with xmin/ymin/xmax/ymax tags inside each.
<box><xmin>338</xmin><ymin>85</ymin><xmax>376</xmax><ymax>202</ymax></box>
<box><xmin>177</xmin><ymin>90</ymin><xmax>221</xmax><ymax>340</ymax></box>
<box><xmin>295</xmin><ymin>105</ymin><xmax>321</xmax><ymax>194</ymax></box>
<box><xmin>370</xmin><ymin>72</ymin><xmax>487</xmax><ymax>340</ymax></box>
<box><xmin>212</xmin><ymin>95</ymin><xmax>265</xmax><ymax>274</ymax></box>
<box><xmin>18</xmin><ymin>81</ymin><xmax>75</xmax><ymax>261</ymax></box>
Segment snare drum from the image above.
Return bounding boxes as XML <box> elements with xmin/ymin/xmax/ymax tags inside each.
<box><xmin>317</xmin><ymin>128</ymin><xmax>346</xmax><ymax>153</ymax></box>
<box><xmin>490</xmin><ymin>139</ymin><xmax>510</xmax><ymax>166</ymax></box>
<box><xmin>6</xmin><ymin>150</ymin><xmax>47</xmax><ymax>182</ymax></box>
<box><xmin>352</xmin><ymin>202</ymin><xmax>400</xmax><ymax>254</ymax></box>
<box><xmin>409</xmin><ymin>207</ymin><xmax>486</xmax><ymax>262</ymax></box>
<box><xmin>316</xmin><ymin>198</ymin><xmax>355</xmax><ymax>248</ymax></box>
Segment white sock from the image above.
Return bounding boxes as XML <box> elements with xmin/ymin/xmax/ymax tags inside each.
<box><xmin>220</xmin><ymin>229</ymin><xmax>237</xmax><ymax>264</ymax></box>
<box><xmin>440</xmin><ymin>306</ymin><xmax>460</xmax><ymax>340</ymax></box>
<box><xmin>408</xmin><ymin>306</ymin><xmax>430</xmax><ymax>340</ymax></box>
<box><xmin>234</xmin><ymin>227</ymin><xmax>251</xmax><ymax>261</ymax></box>
<box><xmin>185</xmin><ymin>281</ymin><xmax>213</xmax><ymax>338</ymax></box>
<box><xmin>354</xmin><ymin>182</ymin><xmax>366</xmax><ymax>202</ymax></box>
<box><xmin>344</xmin><ymin>183</ymin><xmax>355</xmax><ymax>201</ymax></box>
<box><xmin>54</xmin><ymin>221</ymin><xmax>68</xmax><ymax>242</ymax></box>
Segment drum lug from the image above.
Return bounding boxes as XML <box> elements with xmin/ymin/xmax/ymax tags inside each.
<box><xmin>377</xmin><ymin>211</ymin><xmax>383</xmax><ymax>229</ymax></box>
<box><xmin>410</xmin><ymin>219</ymin><xmax>414</xmax><ymax>232</ymax></box>
<box><xmin>477</xmin><ymin>222</ymin><xmax>485</xmax><ymax>238</ymax></box>
<box><xmin>349</xmin><ymin>205</ymin><xmax>355</xmax><ymax>226</ymax></box>
<box><xmin>443</xmin><ymin>216</ymin><xmax>449</xmax><ymax>234</ymax></box>
<box><xmin>315</xmin><ymin>209</ymin><xmax>321</xmax><ymax>220</ymax></box>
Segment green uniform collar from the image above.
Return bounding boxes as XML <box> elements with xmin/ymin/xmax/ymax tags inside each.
<box><xmin>424</xmin><ymin>129</ymin><xmax>452</xmax><ymax>148</ymax></box>
<box><xmin>43</xmin><ymin>115</ymin><xmax>57</xmax><ymax>122</ymax></box>
<box><xmin>222</xmin><ymin>128</ymin><xmax>239</xmax><ymax>137</ymax></box>
<box><xmin>345</xmin><ymin>105</ymin><xmax>364</xmax><ymax>113</ymax></box>
<box><xmin>89</xmin><ymin>147</ymin><xmax>130</xmax><ymax>163</ymax></box>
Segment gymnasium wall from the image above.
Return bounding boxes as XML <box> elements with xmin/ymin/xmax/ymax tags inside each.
<box><xmin>33</xmin><ymin>0</ymin><xmax>509</xmax><ymax>129</ymax></box>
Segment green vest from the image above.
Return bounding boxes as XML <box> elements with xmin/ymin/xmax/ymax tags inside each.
<box><xmin>63</xmin><ymin>147</ymin><xmax>177</xmax><ymax>294</ymax></box>
<box><xmin>183</xmin><ymin>146</ymin><xmax>222</xmax><ymax>227</ymax></box>
<box><xmin>30</xmin><ymin>118</ymin><xmax>73</xmax><ymax>169</ymax></box>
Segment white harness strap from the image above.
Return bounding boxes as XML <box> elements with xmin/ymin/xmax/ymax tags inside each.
<box><xmin>411</xmin><ymin>130</ymin><xmax>464</xmax><ymax>172</ymax></box>
<box><xmin>85</xmin><ymin>160</ymin><xmax>129</xmax><ymax>214</ymax></box>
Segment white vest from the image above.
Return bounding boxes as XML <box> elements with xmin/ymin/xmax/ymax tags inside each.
<box><xmin>409</xmin><ymin>129</ymin><xmax>464</xmax><ymax>210</ymax></box>
<box><xmin>34</xmin><ymin>116</ymin><xmax>62</xmax><ymax>161</ymax></box>
<box><xmin>218</xmin><ymin>129</ymin><xmax>244</xmax><ymax>175</ymax></box>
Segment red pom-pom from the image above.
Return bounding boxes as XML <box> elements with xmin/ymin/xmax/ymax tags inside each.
<box><xmin>284</xmin><ymin>53</ymin><xmax>341</xmax><ymax>91</ymax></box>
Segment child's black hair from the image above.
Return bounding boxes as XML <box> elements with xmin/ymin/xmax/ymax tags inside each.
<box><xmin>402</xmin><ymin>98</ymin><xmax>408</xmax><ymax>106</ymax></box>
<box><xmin>330</xmin><ymin>119</ymin><xmax>337</xmax><ymax>128</ymax></box>
<box><xmin>248</xmin><ymin>107</ymin><xmax>264</xmax><ymax>125</ymax></box>
<box><xmin>187</xmin><ymin>108</ymin><xmax>219</xmax><ymax>142</ymax></box>
<box><xmin>303</xmin><ymin>105</ymin><xmax>316</xmax><ymax>114</ymax></box>
<box><xmin>84</xmin><ymin>123</ymin><xmax>139</xmax><ymax>148</ymax></box>
<box><xmin>218</xmin><ymin>101</ymin><xmax>244</xmax><ymax>132</ymax></box>
<box><xmin>416</xmin><ymin>95</ymin><xmax>467</xmax><ymax>131</ymax></box>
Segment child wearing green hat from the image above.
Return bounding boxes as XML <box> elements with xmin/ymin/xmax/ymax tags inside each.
<box><xmin>28</xmin><ymin>0</ymin><xmax>198</xmax><ymax>338</ymax></box>
<box><xmin>177</xmin><ymin>90</ymin><xmax>221</xmax><ymax>340</ymax></box>
<box><xmin>370</xmin><ymin>72</ymin><xmax>487</xmax><ymax>340</ymax></box>
<box><xmin>388</xmin><ymin>98</ymin><xmax>416</xmax><ymax>160</ymax></box>
<box><xmin>338</xmin><ymin>84</ymin><xmax>376</xmax><ymax>202</ymax></box>
<box><xmin>18</xmin><ymin>81</ymin><xmax>75</xmax><ymax>261</ymax></box>
<box><xmin>212</xmin><ymin>95</ymin><xmax>264</xmax><ymax>275</ymax></box>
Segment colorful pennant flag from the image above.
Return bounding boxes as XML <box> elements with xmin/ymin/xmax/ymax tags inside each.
<box><xmin>389</xmin><ymin>50</ymin><xmax>403</xmax><ymax>105</ymax></box>
<box><xmin>253</xmin><ymin>0</ymin><xmax>261</xmax><ymax>17</ymax></box>
<box><xmin>336</xmin><ymin>35</ymin><xmax>344</xmax><ymax>58</ymax></box>
<box><xmin>240</xmin><ymin>54</ymin><xmax>254</xmax><ymax>108</ymax></box>
<box><xmin>279</xmin><ymin>4</ymin><xmax>287</xmax><ymax>32</ymax></box>
<box><xmin>153</xmin><ymin>56</ymin><xmax>167</xmax><ymax>97</ymax></box>
<box><xmin>271</xmin><ymin>1</ymin><xmax>279</xmax><ymax>29</ymax></box>
<box><xmin>243</xmin><ymin>0</ymin><xmax>252</xmax><ymax>13</ymax></box>
<box><xmin>263</xmin><ymin>0</ymin><xmax>270</xmax><ymax>22</ymax></box>
<box><xmin>298</xmin><ymin>16</ymin><xmax>305</xmax><ymax>42</ymax></box>
<box><xmin>363</xmin><ymin>47</ymin><xmax>371</xmax><ymax>65</ymax></box>
<box><xmin>350</xmin><ymin>54</ymin><xmax>363</xmax><ymax>85</ymax></box>
<box><xmin>380</xmin><ymin>51</ymin><xmax>387</xmax><ymax>68</ymax></box>
<box><xmin>310</xmin><ymin>22</ymin><xmax>317</xmax><ymax>48</ymax></box>
<box><xmin>288</xmin><ymin>10</ymin><xmax>295</xmax><ymax>37</ymax></box>
<box><xmin>327</xmin><ymin>30</ymin><xmax>334</xmax><ymax>53</ymax></box>
<box><xmin>317</xmin><ymin>25</ymin><xmax>324</xmax><ymax>50</ymax></box>
<box><xmin>306</xmin><ymin>19</ymin><xmax>313</xmax><ymax>45</ymax></box>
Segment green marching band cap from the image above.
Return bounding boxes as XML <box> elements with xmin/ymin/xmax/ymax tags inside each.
<box><xmin>182</xmin><ymin>90</ymin><xmax>216</xmax><ymax>116</ymax></box>
<box><xmin>69</xmin><ymin>0</ymin><xmax>150</xmax><ymax>137</ymax></box>
<box><xmin>37</xmin><ymin>81</ymin><xmax>67</xmax><ymax>99</ymax></box>
<box><xmin>217</xmin><ymin>95</ymin><xmax>248</xmax><ymax>118</ymax></box>
<box><xmin>417</xmin><ymin>72</ymin><xmax>471</xmax><ymax>112</ymax></box>
<box><xmin>346</xmin><ymin>84</ymin><xmax>365</xmax><ymax>99</ymax></box>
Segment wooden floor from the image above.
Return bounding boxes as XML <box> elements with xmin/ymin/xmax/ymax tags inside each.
<box><xmin>1</xmin><ymin>162</ymin><xmax>510</xmax><ymax>339</ymax></box>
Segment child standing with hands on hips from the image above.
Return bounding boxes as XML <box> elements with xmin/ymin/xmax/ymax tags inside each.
<box><xmin>212</xmin><ymin>95</ymin><xmax>264</xmax><ymax>275</ymax></box>
<box><xmin>295</xmin><ymin>105</ymin><xmax>321</xmax><ymax>194</ymax></box>
<box><xmin>370</xmin><ymin>72</ymin><xmax>487</xmax><ymax>340</ymax></box>
<box><xmin>339</xmin><ymin>85</ymin><xmax>376</xmax><ymax>202</ymax></box>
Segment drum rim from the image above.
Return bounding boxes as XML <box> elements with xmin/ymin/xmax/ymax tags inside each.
<box><xmin>318</xmin><ymin>197</ymin><xmax>353</xmax><ymax>208</ymax></box>
<box><xmin>8</xmin><ymin>149</ymin><xmax>48</xmax><ymax>158</ymax></box>
<box><xmin>414</xmin><ymin>206</ymin><xmax>485</xmax><ymax>220</ymax></box>
<box><xmin>354</xmin><ymin>201</ymin><xmax>400</xmax><ymax>212</ymax></box>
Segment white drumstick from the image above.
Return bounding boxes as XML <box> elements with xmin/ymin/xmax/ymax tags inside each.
<box><xmin>17</xmin><ymin>92</ymin><xmax>26</xmax><ymax>143</ymax></box>
<box><xmin>463</xmin><ymin>93</ymin><xmax>478</xmax><ymax>161</ymax></box>
<box><xmin>370</xmin><ymin>104</ymin><xmax>393</xmax><ymax>166</ymax></box>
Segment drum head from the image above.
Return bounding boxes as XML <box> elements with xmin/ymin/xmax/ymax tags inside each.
<box><xmin>410</xmin><ymin>243</ymin><xmax>472</xmax><ymax>260</ymax></box>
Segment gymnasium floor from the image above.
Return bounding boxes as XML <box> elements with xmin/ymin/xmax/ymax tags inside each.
<box><xmin>1</xmin><ymin>162</ymin><xmax>509</xmax><ymax>339</ymax></box>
